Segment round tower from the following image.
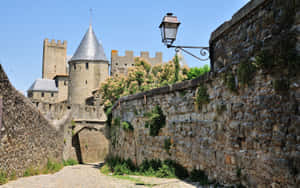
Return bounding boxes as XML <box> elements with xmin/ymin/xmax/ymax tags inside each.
<box><xmin>68</xmin><ymin>25</ymin><xmax>109</xmax><ymax>105</ymax></box>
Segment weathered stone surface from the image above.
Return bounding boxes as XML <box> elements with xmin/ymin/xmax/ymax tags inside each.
<box><xmin>0</xmin><ymin>65</ymin><xmax>64</xmax><ymax>176</ymax></box>
<box><xmin>110</xmin><ymin>2</ymin><xmax>300</xmax><ymax>185</ymax></box>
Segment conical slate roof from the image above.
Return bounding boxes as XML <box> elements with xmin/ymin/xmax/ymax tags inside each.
<box><xmin>71</xmin><ymin>25</ymin><xmax>107</xmax><ymax>61</ymax></box>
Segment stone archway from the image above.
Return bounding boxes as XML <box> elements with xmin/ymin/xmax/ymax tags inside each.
<box><xmin>74</xmin><ymin>126</ymin><xmax>109</xmax><ymax>164</ymax></box>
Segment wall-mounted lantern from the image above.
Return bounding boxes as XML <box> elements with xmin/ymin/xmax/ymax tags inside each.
<box><xmin>159</xmin><ymin>13</ymin><xmax>209</xmax><ymax>61</ymax></box>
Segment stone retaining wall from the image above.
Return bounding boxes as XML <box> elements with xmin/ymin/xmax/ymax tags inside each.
<box><xmin>110</xmin><ymin>0</ymin><xmax>300</xmax><ymax>187</ymax></box>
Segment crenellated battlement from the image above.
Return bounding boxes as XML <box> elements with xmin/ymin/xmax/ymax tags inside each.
<box><xmin>44</xmin><ymin>38</ymin><xmax>67</xmax><ymax>47</ymax></box>
<box><xmin>110</xmin><ymin>50</ymin><xmax>163</xmax><ymax>76</ymax></box>
<box><xmin>42</xmin><ymin>38</ymin><xmax>67</xmax><ymax>79</ymax></box>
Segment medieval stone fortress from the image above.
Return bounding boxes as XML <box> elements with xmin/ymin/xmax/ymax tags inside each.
<box><xmin>0</xmin><ymin>0</ymin><xmax>299</xmax><ymax>187</ymax></box>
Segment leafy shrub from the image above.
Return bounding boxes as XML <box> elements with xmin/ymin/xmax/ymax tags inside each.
<box><xmin>63</xmin><ymin>159</ymin><xmax>78</xmax><ymax>166</ymax></box>
<box><xmin>144</xmin><ymin>105</ymin><xmax>166</xmax><ymax>136</ymax></box>
<box><xmin>237</xmin><ymin>61</ymin><xmax>256</xmax><ymax>86</ymax></box>
<box><xmin>155</xmin><ymin>164</ymin><xmax>175</xmax><ymax>178</ymax></box>
<box><xmin>186</xmin><ymin>65</ymin><xmax>210</xmax><ymax>80</ymax></box>
<box><xmin>195</xmin><ymin>85</ymin><xmax>210</xmax><ymax>110</ymax></box>
<box><xmin>121</xmin><ymin>121</ymin><xmax>134</xmax><ymax>132</ymax></box>
<box><xmin>104</xmin><ymin>156</ymin><xmax>188</xmax><ymax>179</ymax></box>
<box><xmin>99</xmin><ymin>57</ymin><xmax>189</xmax><ymax>111</ymax></box>
<box><xmin>0</xmin><ymin>171</ymin><xmax>8</xmax><ymax>185</ymax></box>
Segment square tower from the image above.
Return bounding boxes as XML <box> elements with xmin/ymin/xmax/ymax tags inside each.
<box><xmin>42</xmin><ymin>39</ymin><xmax>67</xmax><ymax>79</ymax></box>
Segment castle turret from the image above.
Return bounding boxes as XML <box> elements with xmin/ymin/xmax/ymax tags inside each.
<box><xmin>68</xmin><ymin>25</ymin><xmax>109</xmax><ymax>104</ymax></box>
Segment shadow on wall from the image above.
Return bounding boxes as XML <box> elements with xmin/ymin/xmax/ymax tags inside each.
<box><xmin>72</xmin><ymin>133</ymin><xmax>83</xmax><ymax>164</ymax></box>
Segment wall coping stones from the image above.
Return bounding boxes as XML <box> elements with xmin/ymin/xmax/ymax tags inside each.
<box><xmin>210</xmin><ymin>0</ymin><xmax>268</xmax><ymax>42</ymax></box>
<box><xmin>112</xmin><ymin>72</ymin><xmax>215</xmax><ymax>110</ymax></box>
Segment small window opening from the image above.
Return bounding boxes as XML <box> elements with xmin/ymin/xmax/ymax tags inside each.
<box><xmin>125</xmin><ymin>64</ymin><xmax>127</xmax><ymax>66</ymax></box>
<box><xmin>74</xmin><ymin>64</ymin><xmax>76</xmax><ymax>70</ymax></box>
<box><xmin>132</xmin><ymin>64</ymin><xmax>134</xmax><ymax>66</ymax></box>
<box><xmin>85</xmin><ymin>80</ymin><xmax>88</xmax><ymax>84</ymax></box>
<box><xmin>41</xmin><ymin>92</ymin><xmax>44</xmax><ymax>97</ymax></box>
<box><xmin>51</xmin><ymin>93</ymin><xmax>54</xmax><ymax>97</ymax></box>
<box><xmin>86</xmin><ymin>63</ymin><xmax>89</xmax><ymax>70</ymax></box>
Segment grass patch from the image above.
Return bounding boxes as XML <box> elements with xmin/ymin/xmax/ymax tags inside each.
<box><xmin>104</xmin><ymin>156</ymin><xmax>188</xmax><ymax>179</ymax></box>
<box><xmin>0</xmin><ymin>171</ymin><xmax>8</xmax><ymax>185</ymax></box>
<box><xmin>63</xmin><ymin>159</ymin><xmax>78</xmax><ymax>166</ymax></box>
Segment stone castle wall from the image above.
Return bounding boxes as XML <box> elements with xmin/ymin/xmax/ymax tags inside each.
<box><xmin>111</xmin><ymin>50</ymin><xmax>163</xmax><ymax>76</ymax></box>
<box><xmin>110</xmin><ymin>0</ymin><xmax>300</xmax><ymax>187</ymax></box>
<box><xmin>209</xmin><ymin>0</ymin><xmax>300</xmax><ymax>72</ymax></box>
<box><xmin>0</xmin><ymin>64</ymin><xmax>65</xmax><ymax>176</ymax></box>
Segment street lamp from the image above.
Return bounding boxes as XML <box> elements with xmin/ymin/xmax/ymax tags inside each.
<box><xmin>159</xmin><ymin>13</ymin><xmax>209</xmax><ymax>61</ymax></box>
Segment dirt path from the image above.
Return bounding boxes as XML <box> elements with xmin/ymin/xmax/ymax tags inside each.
<box><xmin>0</xmin><ymin>164</ymin><xmax>196</xmax><ymax>188</ymax></box>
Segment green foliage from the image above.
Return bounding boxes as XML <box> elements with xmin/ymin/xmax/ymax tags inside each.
<box><xmin>45</xmin><ymin>159</ymin><xmax>63</xmax><ymax>174</ymax></box>
<box><xmin>237</xmin><ymin>61</ymin><xmax>256</xmax><ymax>86</ymax></box>
<box><xmin>24</xmin><ymin>167</ymin><xmax>40</xmax><ymax>177</ymax></box>
<box><xmin>63</xmin><ymin>159</ymin><xmax>78</xmax><ymax>166</ymax></box>
<box><xmin>9</xmin><ymin>171</ymin><xmax>16</xmax><ymax>181</ymax></box>
<box><xmin>113</xmin><ymin>117</ymin><xmax>121</xmax><ymax>127</ymax></box>
<box><xmin>190</xmin><ymin>169</ymin><xmax>210</xmax><ymax>185</ymax></box>
<box><xmin>0</xmin><ymin>171</ymin><xmax>8</xmax><ymax>185</ymax></box>
<box><xmin>273</xmin><ymin>79</ymin><xmax>289</xmax><ymax>92</ymax></box>
<box><xmin>105</xmin><ymin>106</ymin><xmax>113</xmax><ymax>127</ymax></box>
<box><xmin>121</xmin><ymin>121</ymin><xmax>134</xmax><ymax>132</ymax></box>
<box><xmin>99</xmin><ymin>58</ymin><xmax>189</xmax><ymax>111</ymax></box>
<box><xmin>187</xmin><ymin>65</ymin><xmax>210</xmax><ymax>80</ymax></box>
<box><xmin>195</xmin><ymin>85</ymin><xmax>210</xmax><ymax>110</ymax></box>
<box><xmin>164</xmin><ymin>138</ymin><xmax>171</xmax><ymax>154</ymax></box>
<box><xmin>174</xmin><ymin>55</ymin><xmax>180</xmax><ymax>83</ymax></box>
<box><xmin>71</xmin><ymin>120</ymin><xmax>76</xmax><ymax>128</ymax></box>
<box><xmin>224</xmin><ymin>72</ymin><xmax>237</xmax><ymax>92</ymax></box>
<box><xmin>144</xmin><ymin>105</ymin><xmax>166</xmax><ymax>136</ymax></box>
<box><xmin>104</xmin><ymin>156</ymin><xmax>188</xmax><ymax>179</ymax></box>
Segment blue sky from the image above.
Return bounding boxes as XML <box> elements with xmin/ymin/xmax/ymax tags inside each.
<box><xmin>0</xmin><ymin>0</ymin><xmax>249</xmax><ymax>93</ymax></box>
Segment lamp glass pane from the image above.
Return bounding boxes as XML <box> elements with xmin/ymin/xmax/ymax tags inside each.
<box><xmin>164</xmin><ymin>27</ymin><xmax>177</xmax><ymax>40</ymax></box>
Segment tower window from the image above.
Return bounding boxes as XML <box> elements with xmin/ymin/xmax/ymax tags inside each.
<box><xmin>86</xmin><ymin>63</ymin><xmax>89</xmax><ymax>70</ymax></box>
<box><xmin>51</xmin><ymin>93</ymin><xmax>54</xmax><ymax>97</ymax></box>
<box><xmin>125</xmin><ymin>64</ymin><xmax>127</xmax><ymax>66</ymax></box>
<box><xmin>64</xmin><ymin>81</ymin><xmax>67</xmax><ymax>86</ymax></box>
<box><xmin>85</xmin><ymin>80</ymin><xmax>88</xmax><ymax>84</ymax></box>
<box><xmin>74</xmin><ymin>64</ymin><xmax>76</xmax><ymax>70</ymax></box>
<box><xmin>41</xmin><ymin>92</ymin><xmax>44</xmax><ymax>97</ymax></box>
